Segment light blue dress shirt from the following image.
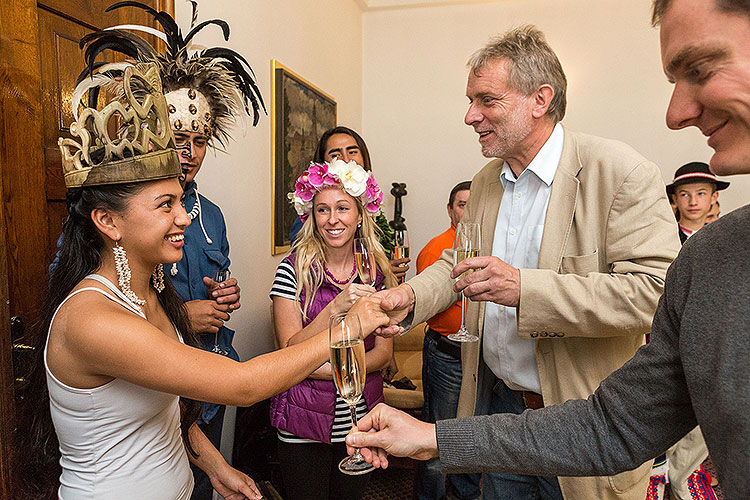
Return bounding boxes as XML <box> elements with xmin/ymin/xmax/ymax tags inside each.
<box><xmin>482</xmin><ymin>123</ymin><xmax>564</xmax><ymax>394</ymax></box>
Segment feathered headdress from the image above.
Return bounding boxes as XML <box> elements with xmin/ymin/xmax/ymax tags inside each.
<box><xmin>76</xmin><ymin>0</ymin><xmax>266</xmax><ymax>148</ymax></box>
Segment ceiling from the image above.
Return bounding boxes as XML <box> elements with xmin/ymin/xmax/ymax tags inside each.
<box><xmin>355</xmin><ymin>0</ymin><xmax>504</xmax><ymax>11</ymax></box>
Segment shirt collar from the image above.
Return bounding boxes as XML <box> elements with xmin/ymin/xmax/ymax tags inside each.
<box><xmin>500</xmin><ymin>123</ymin><xmax>564</xmax><ymax>187</ymax></box>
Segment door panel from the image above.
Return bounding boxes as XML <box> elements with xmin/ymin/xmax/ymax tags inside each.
<box><xmin>0</xmin><ymin>0</ymin><xmax>173</xmax><ymax>495</ymax></box>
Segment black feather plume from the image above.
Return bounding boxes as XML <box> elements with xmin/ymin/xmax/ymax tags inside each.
<box><xmin>184</xmin><ymin>19</ymin><xmax>230</xmax><ymax>45</ymax></box>
<box><xmin>79</xmin><ymin>0</ymin><xmax>266</xmax><ymax>143</ymax></box>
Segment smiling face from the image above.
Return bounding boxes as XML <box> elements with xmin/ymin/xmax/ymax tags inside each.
<box><xmin>174</xmin><ymin>130</ymin><xmax>208</xmax><ymax>184</ymax></box>
<box><xmin>114</xmin><ymin>177</ymin><xmax>190</xmax><ymax>266</ymax></box>
<box><xmin>672</xmin><ymin>181</ymin><xmax>718</xmax><ymax>225</ymax></box>
<box><xmin>660</xmin><ymin>0</ymin><xmax>750</xmax><ymax>175</ymax></box>
<box><xmin>324</xmin><ymin>133</ymin><xmax>364</xmax><ymax>166</ymax></box>
<box><xmin>464</xmin><ymin>59</ymin><xmax>535</xmax><ymax>160</ymax></box>
<box><xmin>313</xmin><ymin>187</ymin><xmax>362</xmax><ymax>250</ymax></box>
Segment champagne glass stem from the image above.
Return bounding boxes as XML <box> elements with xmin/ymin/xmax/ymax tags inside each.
<box><xmin>460</xmin><ymin>291</ymin><xmax>468</xmax><ymax>331</ymax></box>
<box><xmin>349</xmin><ymin>403</ymin><xmax>363</xmax><ymax>457</ymax></box>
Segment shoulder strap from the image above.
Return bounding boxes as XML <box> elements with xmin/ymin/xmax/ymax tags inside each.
<box><xmin>83</xmin><ymin>274</ymin><xmax>146</xmax><ymax>317</ymax></box>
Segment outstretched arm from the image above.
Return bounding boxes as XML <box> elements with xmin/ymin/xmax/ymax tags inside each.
<box><xmin>348</xmin><ymin>278</ymin><xmax>696</xmax><ymax>476</ymax></box>
<box><xmin>51</xmin><ymin>293</ymin><xmax>391</xmax><ymax>409</ymax></box>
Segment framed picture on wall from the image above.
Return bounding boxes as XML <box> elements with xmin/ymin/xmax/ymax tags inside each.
<box><xmin>271</xmin><ymin>60</ymin><xmax>337</xmax><ymax>255</ymax></box>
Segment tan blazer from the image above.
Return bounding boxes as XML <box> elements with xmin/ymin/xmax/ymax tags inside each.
<box><xmin>408</xmin><ymin>127</ymin><xmax>681</xmax><ymax>500</ymax></box>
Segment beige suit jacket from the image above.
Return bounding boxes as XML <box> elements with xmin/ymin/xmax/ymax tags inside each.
<box><xmin>408</xmin><ymin>127</ymin><xmax>681</xmax><ymax>500</ymax></box>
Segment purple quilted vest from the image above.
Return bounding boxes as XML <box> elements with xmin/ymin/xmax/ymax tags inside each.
<box><xmin>269</xmin><ymin>254</ymin><xmax>385</xmax><ymax>444</ymax></box>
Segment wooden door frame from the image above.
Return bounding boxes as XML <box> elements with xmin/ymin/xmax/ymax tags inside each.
<box><xmin>0</xmin><ymin>1</ymin><xmax>173</xmax><ymax>494</ymax></box>
<box><xmin>0</xmin><ymin>0</ymin><xmax>45</xmax><ymax>490</ymax></box>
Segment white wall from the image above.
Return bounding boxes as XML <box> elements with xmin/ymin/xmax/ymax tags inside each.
<box><xmin>174</xmin><ymin>0</ymin><xmax>364</xmax><ymax>462</ymax></box>
<box><xmin>362</xmin><ymin>0</ymin><xmax>749</xmax><ymax>272</ymax></box>
<box><xmin>174</xmin><ymin>0</ymin><xmax>749</xmax><ymax>464</ymax></box>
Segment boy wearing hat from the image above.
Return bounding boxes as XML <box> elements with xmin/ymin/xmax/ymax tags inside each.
<box><xmin>667</xmin><ymin>162</ymin><xmax>729</xmax><ymax>243</ymax></box>
<box><xmin>653</xmin><ymin>161</ymin><xmax>729</xmax><ymax>499</ymax></box>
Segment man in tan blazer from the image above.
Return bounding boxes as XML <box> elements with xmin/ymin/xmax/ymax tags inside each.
<box><xmin>376</xmin><ymin>26</ymin><xmax>680</xmax><ymax>500</ymax></box>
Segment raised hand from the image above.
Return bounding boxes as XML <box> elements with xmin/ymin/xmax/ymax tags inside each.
<box><xmin>345</xmin><ymin>403</ymin><xmax>438</xmax><ymax>467</ymax></box>
<box><xmin>348</xmin><ymin>295</ymin><xmax>391</xmax><ymax>335</ymax></box>
<box><xmin>331</xmin><ymin>282</ymin><xmax>377</xmax><ymax>315</ymax></box>
<box><xmin>371</xmin><ymin>285</ymin><xmax>414</xmax><ymax>337</ymax></box>
<box><xmin>389</xmin><ymin>257</ymin><xmax>411</xmax><ymax>281</ymax></box>
<box><xmin>451</xmin><ymin>256</ymin><xmax>520</xmax><ymax>307</ymax></box>
<box><xmin>204</xmin><ymin>276</ymin><xmax>241</xmax><ymax>312</ymax></box>
<box><xmin>185</xmin><ymin>299</ymin><xmax>231</xmax><ymax>334</ymax></box>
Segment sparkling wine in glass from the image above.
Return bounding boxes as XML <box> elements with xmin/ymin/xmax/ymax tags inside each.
<box><xmin>393</xmin><ymin>229</ymin><xmax>410</xmax><ymax>284</ymax></box>
<box><xmin>211</xmin><ymin>269</ymin><xmax>230</xmax><ymax>355</ymax></box>
<box><xmin>329</xmin><ymin>312</ymin><xmax>373</xmax><ymax>475</ymax></box>
<box><xmin>449</xmin><ymin>222</ymin><xmax>481</xmax><ymax>343</ymax></box>
<box><xmin>354</xmin><ymin>238</ymin><xmax>376</xmax><ymax>286</ymax></box>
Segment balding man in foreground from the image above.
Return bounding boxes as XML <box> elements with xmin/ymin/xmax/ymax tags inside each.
<box><xmin>349</xmin><ymin>1</ymin><xmax>750</xmax><ymax>498</ymax></box>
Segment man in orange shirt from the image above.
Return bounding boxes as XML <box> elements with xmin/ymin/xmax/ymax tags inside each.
<box><xmin>415</xmin><ymin>181</ymin><xmax>478</xmax><ymax>500</ymax></box>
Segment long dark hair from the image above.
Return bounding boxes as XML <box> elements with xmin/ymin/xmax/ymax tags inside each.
<box><xmin>314</xmin><ymin>126</ymin><xmax>372</xmax><ymax>171</ymax></box>
<box><xmin>14</xmin><ymin>182</ymin><xmax>202</xmax><ymax>498</ymax></box>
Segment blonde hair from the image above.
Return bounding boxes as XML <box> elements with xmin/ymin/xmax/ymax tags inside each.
<box><xmin>290</xmin><ymin>190</ymin><xmax>396</xmax><ymax>321</ymax></box>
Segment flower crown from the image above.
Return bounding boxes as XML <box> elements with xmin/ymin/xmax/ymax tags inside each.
<box><xmin>289</xmin><ymin>160</ymin><xmax>384</xmax><ymax>222</ymax></box>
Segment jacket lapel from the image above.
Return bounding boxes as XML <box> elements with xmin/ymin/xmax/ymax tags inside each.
<box><xmin>538</xmin><ymin>128</ymin><xmax>581</xmax><ymax>271</ymax></box>
<box><xmin>481</xmin><ymin>159</ymin><xmax>504</xmax><ymax>257</ymax></box>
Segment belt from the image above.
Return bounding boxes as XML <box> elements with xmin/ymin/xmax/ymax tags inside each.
<box><xmin>425</xmin><ymin>328</ymin><xmax>462</xmax><ymax>359</ymax></box>
<box><xmin>513</xmin><ymin>390</ymin><xmax>544</xmax><ymax>410</ymax></box>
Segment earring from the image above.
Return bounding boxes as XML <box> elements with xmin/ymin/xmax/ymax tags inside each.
<box><xmin>357</xmin><ymin>222</ymin><xmax>362</xmax><ymax>229</ymax></box>
<box><xmin>152</xmin><ymin>264</ymin><xmax>165</xmax><ymax>293</ymax></box>
<box><xmin>113</xmin><ymin>241</ymin><xmax>146</xmax><ymax>309</ymax></box>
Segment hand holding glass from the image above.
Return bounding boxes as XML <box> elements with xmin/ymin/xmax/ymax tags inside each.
<box><xmin>210</xmin><ymin>269</ymin><xmax>230</xmax><ymax>355</ymax></box>
<box><xmin>393</xmin><ymin>229</ymin><xmax>410</xmax><ymax>283</ymax></box>
<box><xmin>449</xmin><ymin>222</ymin><xmax>481</xmax><ymax>343</ymax></box>
<box><xmin>329</xmin><ymin>312</ymin><xmax>374</xmax><ymax>475</ymax></box>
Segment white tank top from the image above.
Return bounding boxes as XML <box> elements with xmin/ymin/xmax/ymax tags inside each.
<box><xmin>45</xmin><ymin>274</ymin><xmax>194</xmax><ymax>500</ymax></box>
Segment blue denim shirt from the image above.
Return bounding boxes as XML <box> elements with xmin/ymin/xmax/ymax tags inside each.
<box><xmin>169</xmin><ymin>181</ymin><xmax>239</xmax><ymax>424</ymax></box>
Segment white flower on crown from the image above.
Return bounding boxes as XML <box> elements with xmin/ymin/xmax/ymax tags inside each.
<box><xmin>327</xmin><ymin>159</ymin><xmax>369</xmax><ymax>197</ymax></box>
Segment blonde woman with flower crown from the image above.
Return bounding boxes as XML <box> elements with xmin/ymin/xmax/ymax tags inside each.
<box><xmin>269</xmin><ymin>160</ymin><xmax>396</xmax><ymax>500</ymax></box>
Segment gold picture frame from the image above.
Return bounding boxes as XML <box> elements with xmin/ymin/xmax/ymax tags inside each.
<box><xmin>271</xmin><ymin>60</ymin><xmax>337</xmax><ymax>255</ymax></box>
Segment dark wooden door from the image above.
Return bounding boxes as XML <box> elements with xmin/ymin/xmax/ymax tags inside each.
<box><xmin>0</xmin><ymin>0</ymin><xmax>173</xmax><ymax>495</ymax></box>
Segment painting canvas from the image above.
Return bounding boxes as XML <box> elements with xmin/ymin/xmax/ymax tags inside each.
<box><xmin>272</xmin><ymin>60</ymin><xmax>337</xmax><ymax>254</ymax></box>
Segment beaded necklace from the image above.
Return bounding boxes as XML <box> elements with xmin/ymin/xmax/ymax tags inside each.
<box><xmin>323</xmin><ymin>261</ymin><xmax>356</xmax><ymax>285</ymax></box>
<box><xmin>170</xmin><ymin>198</ymin><xmax>201</xmax><ymax>276</ymax></box>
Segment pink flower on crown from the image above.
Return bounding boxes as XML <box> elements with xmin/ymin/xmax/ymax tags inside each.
<box><xmin>365</xmin><ymin>174</ymin><xmax>379</xmax><ymax>199</ymax></box>
<box><xmin>366</xmin><ymin>189</ymin><xmax>384</xmax><ymax>213</ymax></box>
<box><xmin>307</xmin><ymin>162</ymin><xmax>328</xmax><ymax>188</ymax></box>
<box><xmin>289</xmin><ymin>160</ymin><xmax>384</xmax><ymax>219</ymax></box>
<box><xmin>295</xmin><ymin>176</ymin><xmax>315</xmax><ymax>202</ymax></box>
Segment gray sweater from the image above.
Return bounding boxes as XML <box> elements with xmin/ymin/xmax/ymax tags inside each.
<box><xmin>437</xmin><ymin>204</ymin><xmax>750</xmax><ymax>499</ymax></box>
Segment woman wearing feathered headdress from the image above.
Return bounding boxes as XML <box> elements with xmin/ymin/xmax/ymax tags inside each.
<box><xmin>76</xmin><ymin>2</ymin><xmax>266</xmax><ymax>497</ymax></box>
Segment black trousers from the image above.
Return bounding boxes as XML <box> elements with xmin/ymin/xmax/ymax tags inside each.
<box><xmin>277</xmin><ymin>439</ymin><xmax>370</xmax><ymax>500</ymax></box>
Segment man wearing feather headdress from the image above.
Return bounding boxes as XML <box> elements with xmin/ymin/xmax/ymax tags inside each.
<box><xmin>78</xmin><ymin>2</ymin><xmax>266</xmax><ymax>498</ymax></box>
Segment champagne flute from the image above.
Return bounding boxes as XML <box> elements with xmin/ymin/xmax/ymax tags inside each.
<box><xmin>393</xmin><ymin>229</ymin><xmax>410</xmax><ymax>284</ymax></box>
<box><xmin>211</xmin><ymin>269</ymin><xmax>230</xmax><ymax>355</ymax></box>
<box><xmin>354</xmin><ymin>238</ymin><xmax>376</xmax><ymax>286</ymax></box>
<box><xmin>329</xmin><ymin>312</ymin><xmax>374</xmax><ymax>475</ymax></box>
<box><xmin>448</xmin><ymin>222</ymin><xmax>481</xmax><ymax>342</ymax></box>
